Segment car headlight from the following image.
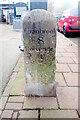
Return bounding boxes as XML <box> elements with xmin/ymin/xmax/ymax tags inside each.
<box><xmin>64</xmin><ymin>22</ymin><xmax>67</xmax><ymax>26</ymax></box>
<box><xmin>69</xmin><ymin>19</ymin><xmax>72</xmax><ymax>22</ymax></box>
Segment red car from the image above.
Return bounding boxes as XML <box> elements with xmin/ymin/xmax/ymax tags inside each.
<box><xmin>58</xmin><ymin>8</ymin><xmax>80</xmax><ymax>36</ymax></box>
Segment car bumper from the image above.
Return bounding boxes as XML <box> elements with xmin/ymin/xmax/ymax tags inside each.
<box><xmin>67</xmin><ymin>26</ymin><xmax>80</xmax><ymax>32</ymax></box>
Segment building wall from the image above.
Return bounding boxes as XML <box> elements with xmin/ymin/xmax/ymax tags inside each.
<box><xmin>30</xmin><ymin>0</ymin><xmax>47</xmax><ymax>11</ymax></box>
<box><xmin>29</xmin><ymin>0</ymin><xmax>54</xmax><ymax>13</ymax></box>
<box><xmin>47</xmin><ymin>0</ymin><xmax>54</xmax><ymax>13</ymax></box>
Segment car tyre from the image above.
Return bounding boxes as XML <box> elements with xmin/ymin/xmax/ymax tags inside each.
<box><xmin>58</xmin><ymin>28</ymin><xmax>60</xmax><ymax>32</ymax></box>
<box><xmin>57</xmin><ymin>25</ymin><xmax>60</xmax><ymax>32</ymax></box>
<box><xmin>63</xmin><ymin>26</ymin><xmax>68</xmax><ymax>37</ymax></box>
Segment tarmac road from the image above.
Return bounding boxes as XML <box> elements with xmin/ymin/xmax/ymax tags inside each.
<box><xmin>68</xmin><ymin>33</ymin><xmax>80</xmax><ymax>46</ymax></box>
<box><xmin>0</xmin><ymin>23</ymin><xmax>22</xmax><ymax>97</ymax></box>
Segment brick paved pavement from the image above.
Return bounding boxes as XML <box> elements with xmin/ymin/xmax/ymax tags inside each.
<box><xmin>0</xmin><ymin>32</ymin><xmax>80</xmax><ymax>119</ymax></box>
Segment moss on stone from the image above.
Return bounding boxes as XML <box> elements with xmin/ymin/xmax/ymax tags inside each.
<box><xmin>31</xmin><ymin>58</ymin><xmax>56</xmax><ymax>84</ymax></box>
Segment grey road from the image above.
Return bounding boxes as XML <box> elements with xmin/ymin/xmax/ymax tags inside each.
<box><xmin>69</xmin><ymin>37</ymin><xmax>78</xmax><ymax>45</ymax></box>
<box><xmin>0</xmin><ymin>24</ymin><xmax>22</xmax><ymax>97</ymax></box>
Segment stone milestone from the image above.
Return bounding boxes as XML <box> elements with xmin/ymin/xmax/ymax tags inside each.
<box><xmin>23</xmin><ymin>9</ymin><xmax>57</xmax><ymax>96</ymax></box>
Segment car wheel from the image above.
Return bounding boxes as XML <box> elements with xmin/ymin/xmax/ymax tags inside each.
<box><xmin>63</xmin><ymin>26</ymin><xmax>68</xmax><ymax>37</ymax></box>
<box><xmin>57</xmin><ymin>25</ymin><xmax>60</xmax><ymax>32</ymax></box>
<box><xmin>58</xmin><ymin>28</ymin><xmax>60</xmax><ymax>32</ymax></box>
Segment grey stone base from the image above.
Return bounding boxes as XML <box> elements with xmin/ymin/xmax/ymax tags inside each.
<box><xmin>26</xmin><ymin>83</ymin><xmax>56</xmax><ymax>97</ymax></box>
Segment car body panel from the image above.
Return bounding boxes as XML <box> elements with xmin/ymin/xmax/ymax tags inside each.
<box><xmin>58</xmin><ymin>8</ymin><xmax>80</xmax><ymax>33</ymax></box>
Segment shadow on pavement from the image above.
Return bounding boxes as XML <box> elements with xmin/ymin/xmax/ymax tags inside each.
<box><xmin>68</xmin><ymin>33</ymin><xmax>80</xmax><ymax>38</ymax></box>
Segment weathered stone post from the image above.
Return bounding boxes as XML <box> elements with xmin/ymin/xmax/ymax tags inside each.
<box><xmin>23</xmin><ymin>9</ymin><xmax>56</xmax><ymax>96</ymax></box>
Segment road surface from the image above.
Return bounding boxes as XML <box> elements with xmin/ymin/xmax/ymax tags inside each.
<box><xmin>0</xmin><ymin>23</ymin><xmax>22</xmax><ymax>97</ymax></box>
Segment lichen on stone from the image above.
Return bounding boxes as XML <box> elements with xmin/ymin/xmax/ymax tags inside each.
<box><xmin>23</xmin><ymin>9</ymin><xmax>56</xmax><ymax>85</ymax></box>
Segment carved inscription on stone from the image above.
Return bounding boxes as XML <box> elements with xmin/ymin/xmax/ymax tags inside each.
<box><xmin>23</xmin><ymin>9</ymin><xmax>56</xmax><ymax>88</ymax></box>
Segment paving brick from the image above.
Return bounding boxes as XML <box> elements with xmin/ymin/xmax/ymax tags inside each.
<box><xmin>78</xmin><ymin>110</ymin><xmax>80</xmax><ymax>116</ymax></box>
<box><xmin>79</xmin><ymin>87</ymin><xmax>80</xmax><ymax>110</ymax></box>
<box><xmin>40</xmin><ymin>110</ymin><xmax>78</xmax><ymax>118</ymax></box>
<box><xmin>56</xmin><ymin>52</ymin><xmax>63</xmax><ymax>57</ymax></box>
<box><xmin>19</xmin><ymin>67</ymin><xmax>25</xmax><ymax>72</ymax></box>
<box><xmin>3</xmin><ymin>85</ymin><xmax>12</xmax><ymax>97</ymax></box>
<box><xmin>18</xmin><ymin>57</ymin><xmax>24</xmax><ymax>63</ymax></box>
<box><xmin>7</xmin><ymin>79</ymin><xmax>14</xmax><ymax>87</ymax></box>
<box><xmin>79</xmin><ymin>74</ymin><xmax>80</xmax><ymax>87</ymax></box>
<box><xmin>16</xmin><ymin>74</ymin><xmax>25</xmax><ymax>79</ymax></box>
<box><xmin>62</xmin><ymin>53</ymin><xmax>76</xmax><ymax>57</ymax></box>
<box><xmin>12</xmin><ymin>111</ymin><xmax>18</xmax><ymax>118</ymax></box>
<box><xmin>13</xmin><ymin>66</ymin><xmax>20</xmax><ymax>72</ymax></box>
<box><xmin>18</xmin><ymin>110</ymin><xmax>38</xmax><ymax>118</ymax></box>
<box><xmin>56</xmin><ymin>87</ymin><xmax>78</xmax><ymax>109</ymax></box>
<box><xmin>10</xmin><ymin>77</ymin><xmax>25</xmax><ymax>96</ymax></box>
<box><xmin>1</xmin><ymin>110</ymin><xmax>13</xmax><ymax>118</ymax></box>
<box><xmin>71</xmin><ymin>57</ymin><xmax>79</xmax><ymax>64</ymax></box>
<box><xmin>23</xmin><ymin>97</ymin><xmax>58</xmax><ymax>109</ymax></box>
<box><xmin>55</xmin><ymin>73</ymin><xmax>66</xmax><ymax>86</ymax></box>
<box><xmin>63</xmin><ymin>73</ymin><xmax>78</xmax><ymax>86</ymax></box>
<box><xmin>3</xmin><ymin>73</ymin><xmax>20</xmax><ymax>97</ymax></box>
<box><xmin>57</xmin><ymin>57</ymin><xmax>74</xmax><ymax>63</ymax></box>
<box><xmin>74</xmin><ymin>52</ymin><xmax>78</xmax><ymax>57</ymax></box>
<box><xmin>56</xmin><ymin>64</ymin><xmax>70</xmax><ymax>72</ymax></box>
<box><xmin>17</xmin><ymin>71</ymin><xmax>25</xmax><ymax>77</ymax></box>
<box><xmin>0</xmin><ymin>110</ymin><xmax>2</xmax><ymax>116</ymax></box>
<box><xmin>8</xmin><ymin>96</ymin><xmax>24</xmax><ymax>103</ymax></box>
<box><xmin>10</xmin><ymin>72</ymin><xmax>17</xmax><ymax>80</ymax></box>
<box><xmin>5</xmin><ymin>103</ymin><xmax>23</xmax><ymax>110</ymax></box>
<box><xmin>57</xmin><ymin>48</ymin><xmax>66</xmax><ymax>53</ymax></box>
<box><xmin>16</xmin><ymin>63</ymin><xmax>22</xmax><ymax>68</ymax></box>
<box><xmin>65</xmin><ymin>48</ymin><xmax>77</xmax><ymax>53</ymax></box>
<box><xmin>0</xmin><ymin>97</ymin><xmax>8</xmax><ymax>110</ymax></box>
<box><xmin>57</xmin><ymin>46</ymin><xmax>68</xmax><ymax>49</ymax></box>
<box><xmin>68</xmin><ymin>64</ymin><xmax>79</xmax><ymax>73</ymax></box>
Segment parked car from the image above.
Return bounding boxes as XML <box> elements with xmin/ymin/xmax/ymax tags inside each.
<box><xmin>58</xmin><ymin>8</ymin><xmax>80</xmax><ymax>36</ymax></box>
<box><xmin>1</xmin><ymin>14</ymin><xmax>6</xmax><ymax>22</ymax></box>
<box><xmin>0</xmin><ymin>9</ymin><xmax>6</xmax><ymax>23</ymax></box>
<box><xmin>55</xmin><ymin>14</ymin><xmax>62</xmax><ymax>22</ymax></box>
<box><xmin>55</xmin><ymin>14</ymin><xmax>62</xmax><ymax>30</ymax></box>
